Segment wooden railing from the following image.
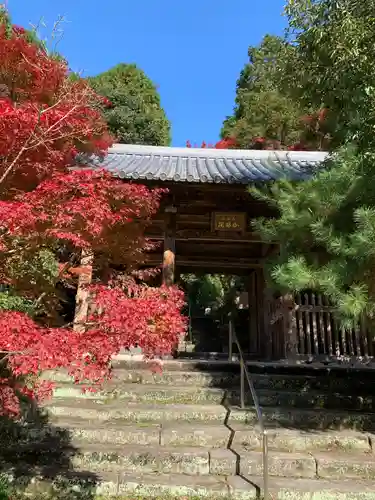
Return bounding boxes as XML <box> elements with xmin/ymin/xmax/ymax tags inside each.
<box><xmin>295</xmin><ymin>292</ymin><xmax>373</xmax><ymax>359</ymax></box>
<box><xmin>266</xmin><ymin>291</ymin><xmax>374</xmax><ymax>360</ymax></box>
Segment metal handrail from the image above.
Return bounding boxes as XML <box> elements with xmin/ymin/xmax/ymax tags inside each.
<box><xmin>228</xmin><ymin>317</ymin><xmax>269</xmax><ymax>500</ymax></box>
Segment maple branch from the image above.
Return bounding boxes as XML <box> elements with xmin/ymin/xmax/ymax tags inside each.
<box><xmin>0</xmin><ymin>350</ymin><xmax>29</xmax><ymax>365</ymax></box>
<box><xmin>0</xmin><ymin>89</ymin><xmax>94</xmax><ymax>186</ymax></box>
<box><xmin>21</xmin><ymin>52</ymin><xmax>46</xmax><ymax>73</ymax></box>
<box><xmin>33</xmin><ymin>292</ymin><xmax>46</xmax><ymax>308</ymax></box>
<box><xmin>36</xmin><ymin>104</ymin><xmax>79</xmax><ymax>142</ymax></box>
<box><xmin>0</xmin><ymin>122</ymin><xmax>37</xmax><ymax>185</ymax></box>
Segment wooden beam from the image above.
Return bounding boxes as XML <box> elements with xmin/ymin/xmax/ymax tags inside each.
<box><xmin>176</xmin><ymin>266</ymin><xmax>252</xmax><ymax>276</ymax></box>
<box><xmin>177</xmin><ymin>214</ymin><xmax>211</xmax><ymax>222</ymax></box>
<box><xmin>174</xmin><ymin>258</ymin><xmax>262</xmax><ymax>269</ymax></box>
<box><xmin>177</xmin><ymin>229</ymin><xmax>264</xmax><ymax>243</ymax></box>
<box><xmin>148</xmin><ymin>257</ymin><xmax>262</xmax><ymax>270</ymax></box>
<box><xmin>146</xmin><ymin>230</ymin><xmax>268</xmax><ymax>244</ymax></box>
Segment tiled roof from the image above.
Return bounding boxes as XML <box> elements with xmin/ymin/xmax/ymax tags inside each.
<box><xmin>92</xmin><ymin>144</ymin><xmax>328</xmax><ymax>184</ymax></box>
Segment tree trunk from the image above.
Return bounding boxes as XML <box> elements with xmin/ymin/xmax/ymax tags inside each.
<box><xmin>73</xmin><ymin>249</ymin><xmax>94</xmax><ymax>333</ymax></box>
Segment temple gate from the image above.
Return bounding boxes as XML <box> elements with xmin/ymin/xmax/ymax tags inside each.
<box><xmin>93</xmin><ymin>144</ymin><xmax>372</xmax><ymax>362</ymax></box>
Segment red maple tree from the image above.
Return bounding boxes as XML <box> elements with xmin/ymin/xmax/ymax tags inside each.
<box><xmin>0</xmin><ymin>11</ymin><xmax>186</xmax><ymax>416</ymax></box>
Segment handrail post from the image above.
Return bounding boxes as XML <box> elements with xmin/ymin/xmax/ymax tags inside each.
<box><xmin>228</xmin><ymin>319</ymin><xmax>233</xmax><ymax>361</ymax></box>
<box><xmin>240</xmin><ymin>358</ymin><xmax>245</xmax><ymax>409</ymax></box>
<box><xmin>229</xmin><ymin>313</ymin><xmax>269</xmax><ymax>499</ymax></box>
<box><xmin>262</xmin><ymin>430</ymin><xmax>269</xmax><ymax>499</ymax></box>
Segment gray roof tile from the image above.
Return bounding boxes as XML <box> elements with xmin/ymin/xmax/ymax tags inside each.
<box><xmin>91</xmin><ymin>144</ymin><xmax>328</xmax><ymax>184</ymax></box>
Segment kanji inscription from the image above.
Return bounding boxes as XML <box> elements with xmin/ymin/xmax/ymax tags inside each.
<box><xmin>212</xmin><ymin>212</ymin><xmax>246</xmax><ymax>232</ymax></box>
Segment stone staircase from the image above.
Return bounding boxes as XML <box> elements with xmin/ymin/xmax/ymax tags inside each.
<box><xmin>15</xmin><ymin>359</ymin><xmax>375</xmax><ymax>498</ymax></box>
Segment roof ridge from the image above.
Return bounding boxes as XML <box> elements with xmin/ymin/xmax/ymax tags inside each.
<box><xmin>108</xmin><ymin>144</ymin><xmax>328</xmax><ymax>163</ymax></box>
<box><xmin>97</xmin><ymin>144</ymin><xmax>328</xmax><ymax>184</ymax></box>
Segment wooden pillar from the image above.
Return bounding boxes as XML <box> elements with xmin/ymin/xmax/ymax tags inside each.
<box><xmin>283</xmin><ymin>293</ymin><xmax>298</xmax><ymax>359</ymax></box>
<box><xmin>257</xmin><ymin>267</ymin><xmax>273</xmax><ymax>359</ymax></box>
<box><xmin>255</xmin><ymin>267</ymin><xmax>266</xmax><ymax>357</ymax></box>
<box><xmin>248</xmin><ymin>270</ymin><xmax>258</xmax><ymax>354</ymax></box>
<box><xmin>73</xmin><ymin>249</ymin><xmax>94</xmax><ymax>333</ymax></box>
<box><xmin>162</xmin><ymin>209</ymin><xmax>186</xmax><ymax>354</ymax></box>
<box><xmin>162</xmin><ymin>211</ymin><xmax>176</xmax><ymax>286</ymax></box>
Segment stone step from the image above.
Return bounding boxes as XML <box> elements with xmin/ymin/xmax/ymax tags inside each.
<box><xmin>237</xmin><ymin>404</ymin><xmax>375</xmax><ymax>432</ymax></box>
<box><xmin>212</xmin><ymin>448</ymin><xmax>375</xmax><ymax>479</ymax></box>
<box><xmin>313</xmin><ymin>452</ymin><xmax>375</xmax><ymax>480</ymax></box>
<box><xmin>51</xmin><ymin>382</ymin><xmax>375</xmax><ymax>411</ymax></box>
<box><xmin>90</xmin><ymin>445</ymin><xmax>229</xmax><ymax>477</ymax></box>
<box><xmin>44</xmin><ymin>366</ymin><xmax>375</xmax><ymax>395</ymax></box>
<box><xmin>34</xmin><ymin>419</ymin><xmax>162</xmax><ymax>446</ymax></box>
<box><xmin>233</xmin><ymin>426</ymin><xmax>372</xmax><ymax>454</ymax></box>
<box><xmin>27</xmin><ymin>417</ymin><xmax>373</xmax><ymax>454</ymax></box>
<box><xmin>29</xmin><ymin>419</ymin><xmax>230</xmax><ymax>449</ymax></box>
<box><xmin>44</xmin><ymin>399</ymin><xmax>229</xmax><ymax>424</ymax></box>
<box><xmin>52</xmin><ymin>384</ymin><xmax>226</xmax><ymax>405</ymax></box>
<box><xmin>112</xmin><ymin>357</ymin><xmax>375</xmax><ymax>379</ymax></box>
<box><xmin>67</xmin><ymin>443</ymin><xmax>213</xmax><ymax>476</ymax></box>
<box><xmin>44</xmin><ymin>368</ymin><xmax>242</xmax><ymax>389</ymax></box>
<box><xmin>43</xmin><ymin>398</ymin><xmax>375</xmax><ymax>431</ymax></box>
<box><xmin>20</xmin><ymin>469</ymin><xmax>375</xmax><ymax>499</ymax></box>
<box><xmin>65</xmin><ymin>443</ymin><xmax>375</xmax><ymax>480</ymax></box>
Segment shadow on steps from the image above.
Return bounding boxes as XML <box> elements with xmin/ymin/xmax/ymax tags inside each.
<box><xmin>0</xmin><ymin>399</ymin><xmax>99</xmax><ymax>499</ymax></box>
<box><xmin>117</xmin><ymin>357</ymin><xmax>375</xmax><ymax>432</ymax></box>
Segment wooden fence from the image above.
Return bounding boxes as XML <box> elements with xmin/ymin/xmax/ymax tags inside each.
<box><xmin>266</xmin><ymin>291</ymin><xmax>374</xmax><ymax>360</ymax></box>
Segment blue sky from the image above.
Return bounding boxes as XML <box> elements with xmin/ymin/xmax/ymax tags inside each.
<box><xmin>8</xmin><ymin>0</ymin><xmax>287</xmax><ymax>147</ymax></box>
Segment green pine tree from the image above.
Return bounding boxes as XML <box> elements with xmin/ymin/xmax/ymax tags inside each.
<box><xmin>252</xmin><ymin>0</ymin><xmax>375</xmax><ymax>329</ymax></box>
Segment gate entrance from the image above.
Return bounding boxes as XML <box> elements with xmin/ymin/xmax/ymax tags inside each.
<box><xmin>178</xmin><ymin>273</ymin><xmax>250</xmax><ymax>356</ymax></box>
<box><xmin>96</xmin><ymin>144</ymin><xmax>372</xmax><ymax>363</ymax></box>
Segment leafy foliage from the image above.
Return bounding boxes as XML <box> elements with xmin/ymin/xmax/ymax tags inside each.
<box><xmin>0</xmin><ymin>475</ymin><xmax>10</xmax><ymax>500</ymax></box>
<box><xmin>220</xmin><ymin>33</ymin><xmax>334</xmax><ymax>151</ymax></box>
<box><xmin>221</xmin><ymin>35</ymin><xmax>302</xmax><ymax>149</ymax></box>
<box><xmin>252</xmin><ymin>0</ymin><xmax>375</xmax><ymax>329</ymax></box>
<box><xmin>88</xmin><ymin>63</ymin><xmax>171</xmax><ymax>146</ymax></box>
<box><xmin>185</xmin><ymin>138</ymin><xmax>238</xmax><ymax>149</ymax></box>
<box><xmin>0</xmin><ymin>9</ymin><xmax>186</xmax><ymax>417</ymax></box>
<box><xmin>181</xmin><ymin>274</ymin><xmax>228</xmax><ymax>313</ymax></box>
<box><xmin>283</xmin><ymin>0</ymin><xmax>375</xmax><ymax>148</ymax></box>
<box><xmin>0</xmin><ymin>291</ymin><xmax>34</xmax><ymax>314</ymax></box>
<box><xmin>189</xmin><ymin>34</ymin><xmax>333</xmax><ymax>151</ymax></box>
<box><xmin>181</xmin><ymin>274</ymin><xmax>244</xmax><ymax>316</ymax></box>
